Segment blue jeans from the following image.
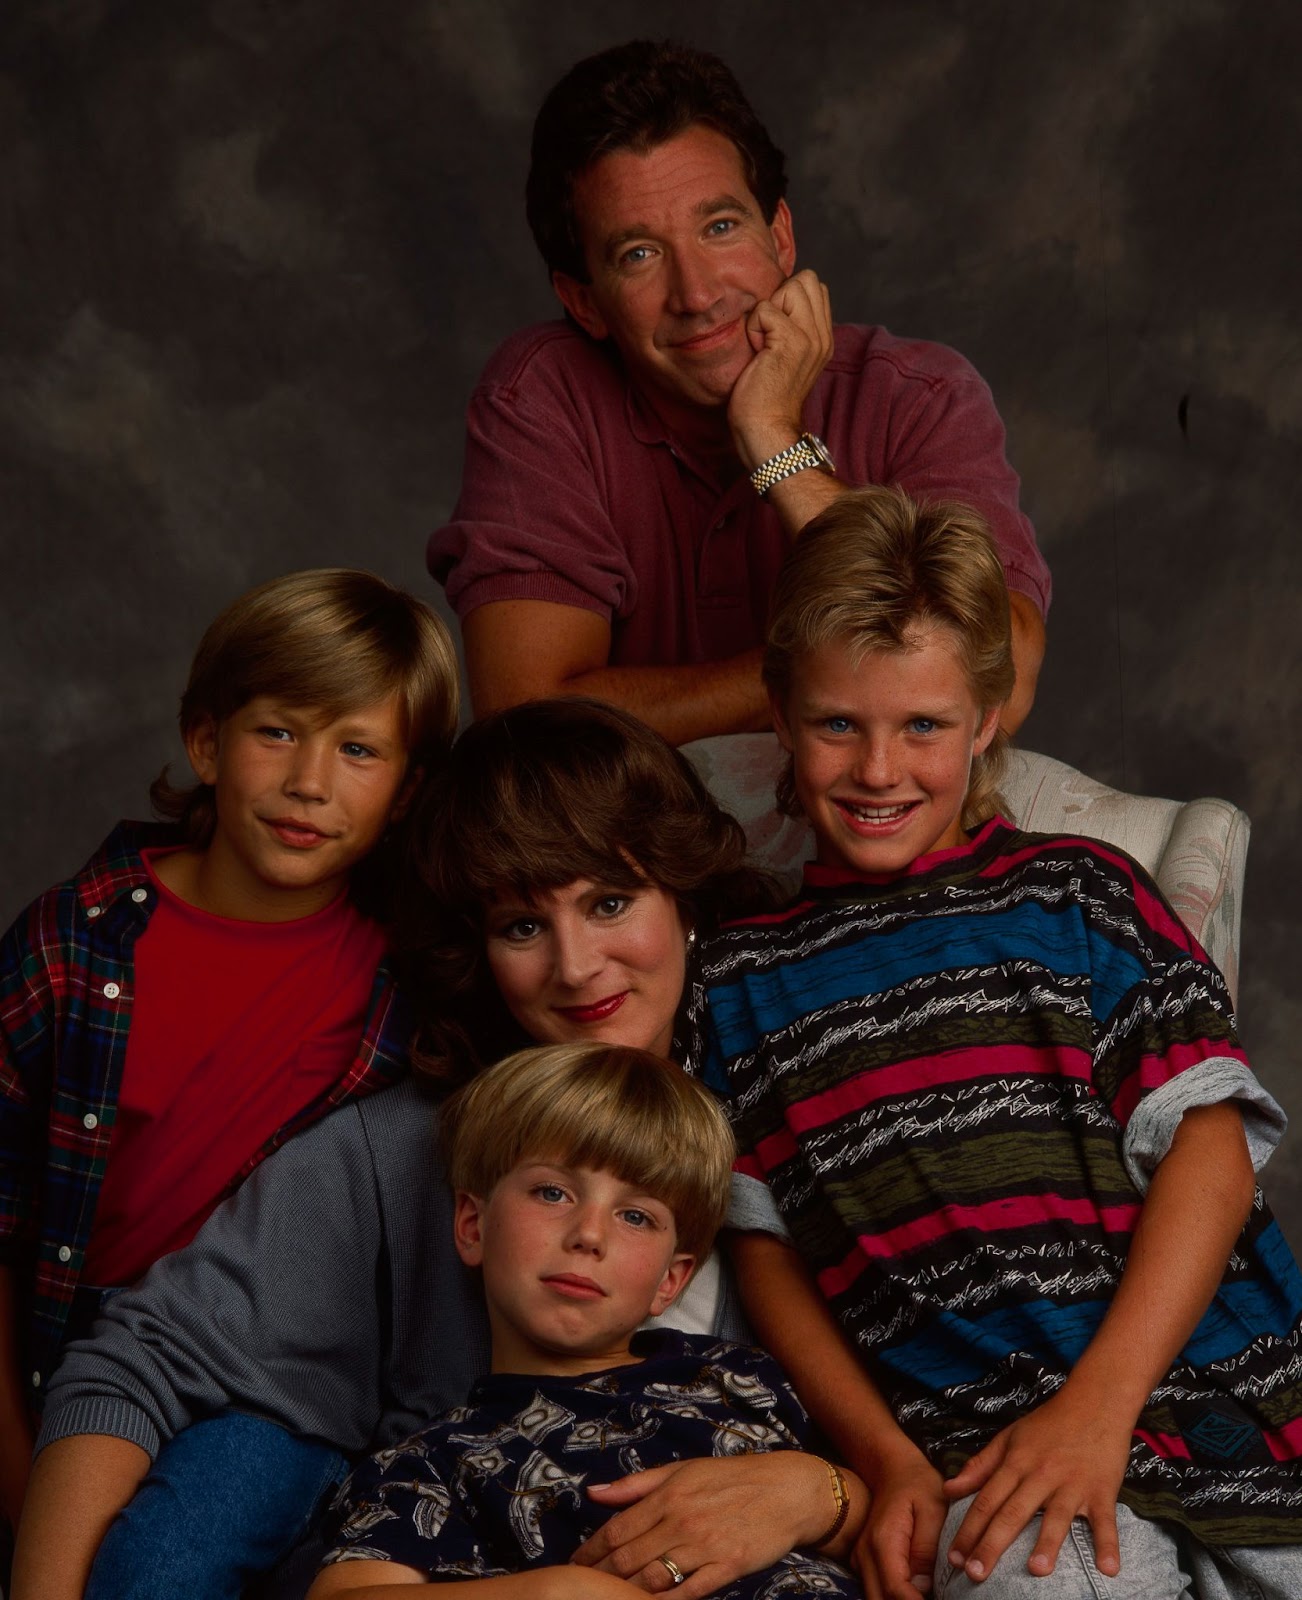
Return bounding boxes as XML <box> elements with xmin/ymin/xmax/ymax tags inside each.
<box><xmin>935</xmin><ymin>1497</ymin><xmax>1193</xmax><ymax>1598</ymax></box>
<box><xmin>1185</xmin><ymin>1540</ymin><xmax>1302</xmax><ymax>1600</ymax></box>
<box><xmin>85</xmin><ymin>1412</ymin><xmax>348</xmax><ymax>1600</ymax></box>
<box><xmin>936</xmin><ymin>1497</ymin><xmax>1302</xmax><ymax>1599</ymax></box>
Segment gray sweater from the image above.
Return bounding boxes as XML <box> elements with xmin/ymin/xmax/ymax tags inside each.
<box><xmin>37</xmin><ymin>1077</ymin><xmax>749</xmax><ymax>1462</ymax></box>
<box><xmin>38</xmin><ymin>1078</ymin><xmax>491</xmax><ymax>1460</ymax></box>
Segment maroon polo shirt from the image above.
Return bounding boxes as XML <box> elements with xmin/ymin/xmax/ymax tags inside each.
<box><xmin>429</xmin><ymin>321</ymin><xmax>1049</xmax><ymax>667</ymax></box>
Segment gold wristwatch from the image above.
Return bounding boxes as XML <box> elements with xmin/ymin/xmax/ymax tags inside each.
<box><xmin>749</xmin><ymin>432</ymin><xmax>836</xmax><ymax>497</ymax></box>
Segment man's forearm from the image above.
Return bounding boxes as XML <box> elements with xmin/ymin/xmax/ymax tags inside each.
<box><xmin>12</xmin><ymin>1434</ymin><xmax>151</xmax><ymax>1600</ymax></box>
<box><xmin>463</xmin><ymin>598</ymin><xmax>772</xmax><ymax>746</ymax></box>
<box><xmin>553</xmin><ymin>650</ymin><xmax>770</xmax><ymax>746</ymax></box>
<box><xmin>766</xmin><ymin>466</ymin><xmax>850</xmax><ymax>540</ymax></box>
<box><xmin>555</xmin><ymin>544</ymin><xmax>1042</xmax><ymax>745</ymax></box>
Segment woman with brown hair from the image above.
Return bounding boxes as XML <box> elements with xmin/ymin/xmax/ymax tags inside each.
<box><xmin>17</xmin><ymin>700</ymin><xmax>850</xmax><ymax>1600</ymax></box>
<box><xmin>400</xmin><ymin>696</ymin><xmax>767</xmax><ymax>1084</ymax></box>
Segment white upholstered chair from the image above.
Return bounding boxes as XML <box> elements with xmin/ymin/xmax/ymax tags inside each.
<box><xmin>681</xmin><ymin>735</ymin><xmax>1250</xmax><ymax>1007</ymax></box>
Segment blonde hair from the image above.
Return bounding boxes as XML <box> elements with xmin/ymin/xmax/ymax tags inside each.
<box><xmin>444</xmin><ymin>1043</ymin><xmax>734</xmax><ymax>1263</ymax></box>
<box><xmin>763</xmin><ymin>487</ymin><xmax>1014</xmax><ymax>831</ymax></box>
<box><xmin>151</xmin><ymin>568</ymin><xmax>459</xmax><ymax>848</ymax></box>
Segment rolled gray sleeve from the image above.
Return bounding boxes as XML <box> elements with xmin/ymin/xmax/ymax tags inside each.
<box><xmin>726</xmin><ymin>1171</ymin><xmax>792</xmax><ymax>1240</ymax></box>
<box><xmin>1123</xmin><ymin>1056</ymin><xmax>1287</xmax><ymax>1193</ymax></box>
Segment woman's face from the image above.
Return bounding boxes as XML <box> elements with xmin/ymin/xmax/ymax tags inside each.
<box><xmin>484</xmin><ymin>878</ymin><xmax>688</xmax><ymax>1058</ymax></box>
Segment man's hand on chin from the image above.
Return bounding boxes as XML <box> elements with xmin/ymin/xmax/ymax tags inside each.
<box><xmin>728</xmin><ymin>268</ymin><xmax>835</xmax><ymax>470</ymax></box>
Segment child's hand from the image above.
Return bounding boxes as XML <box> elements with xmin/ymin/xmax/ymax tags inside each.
<box><xmin>942</xmin><ymin>1387</ymin><xmax>1133</xmax><ymax>1583</ymax></box>
<box><xmin>852</xmin><ymin>1441</ymin><xmax>946</xmax><ymax>1600</ymax></box>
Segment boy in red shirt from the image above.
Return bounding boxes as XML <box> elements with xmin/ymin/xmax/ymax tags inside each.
<box><xmin>0</xmin><ymin>566</ymin><xmax>458</xmax><ymax>1557</ymax></box>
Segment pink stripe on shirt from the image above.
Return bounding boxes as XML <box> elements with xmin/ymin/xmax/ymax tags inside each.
<box><xmin>1265</xmin><ymin>1414</ymin><xmax>1302</xmax><ymax>1460</ymax></box>
<box><xmin>1134</xmin><ymin>1428</ymin><xmax>1193</xmax><ymax>1460</ymax></box>
<box><xmin>782</xmin><ymin>1043</ymin><xmax>1090</xmax><ymax>1138</ymax></box>
<box><xmin>818</xmin><ymin>1193</ymin><xmax>1144</xmax><ymax>1297</ymax></box>
<box><xmin>1109</xmin><ymin>1038</ymin><xmax>1247</xmax><ymax>1125</ymax></box>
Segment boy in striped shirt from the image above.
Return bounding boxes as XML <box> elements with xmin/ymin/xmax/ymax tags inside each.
<box><xmin>697</xmin><ymin>487</ymin><xmax>1302</xmax><ymax>1599</ymax></box>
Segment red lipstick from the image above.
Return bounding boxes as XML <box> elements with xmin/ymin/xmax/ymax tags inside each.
<box><xmin>554</xmin><ymin>992</ymin><xmax>629</xmax><ymax>1025</ymax></box>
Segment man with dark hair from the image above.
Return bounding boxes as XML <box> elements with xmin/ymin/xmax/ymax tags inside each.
<box><xmin>429</xmin><ymin>39</ymin><xmax>1050</xmax><ymax>745</ymax></box>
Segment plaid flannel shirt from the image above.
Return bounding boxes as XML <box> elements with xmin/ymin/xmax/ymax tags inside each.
<box><xmin>0</xmin><ymin>820</ymin><xmax>413</xmax><ymax>1403</ymax></box>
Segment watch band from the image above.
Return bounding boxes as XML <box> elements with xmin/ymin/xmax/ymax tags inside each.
<box><xmin>749</xmin><ymin>433</ymin><xmax>835</xmax><ymax>497</ymax></box>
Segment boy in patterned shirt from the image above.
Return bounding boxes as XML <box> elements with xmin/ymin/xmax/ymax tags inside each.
<box><xmin>696</xmin><ymin>486</ymin><xmax>1302</xmax><ymax>1599</ymax></box>
<box><xmin>312</xmin><ymin>1042</ymin><xmax>867</xmax><ymax>1599</ymax></box>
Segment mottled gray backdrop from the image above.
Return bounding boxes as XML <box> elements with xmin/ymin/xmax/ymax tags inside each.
<box><xmin>3</xmin><ymin>3</ymin><xmax>1299</xmax><ymax>1233</ymax></box>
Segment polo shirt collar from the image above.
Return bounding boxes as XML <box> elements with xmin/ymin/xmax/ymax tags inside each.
<box><xmin>622</xmin><ymin>371</ymin><xmax>740</xmax><ymax>492</ymax></box>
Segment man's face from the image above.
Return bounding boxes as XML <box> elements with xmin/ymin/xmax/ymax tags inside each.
<box><xmin>553</xmin><ymin>123</ymin><xmax>796</xmax><ymax>432</ymax></box>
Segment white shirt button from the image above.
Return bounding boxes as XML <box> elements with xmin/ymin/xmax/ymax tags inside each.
<box><xmin>58</xmin><ymin>1245</ymin><xmax>72</xmax><ymax>1262</ymax></box>
<box><xmin>83</xmin><ymin>1112</ymin><xmax>98</xmax><ymax>1130</ymax></box>
<box><xmin>103</xmin><ymin>982</ymin><xmax>120</xmax><ymax>999</ymax></box>
<box><xmin>31</xmin><ymin>1371</ymin><xmax>41</xmax><ymax>1387</ymax></box>
<box><xmin>86</xmin><ymin>905</ymin><xmax>102</xmax><ymax>918</ymax></box>
<box><xmin>131</xmin><ymin>888</ymin><xmax>147</xmax><ymax>904</ymax></box>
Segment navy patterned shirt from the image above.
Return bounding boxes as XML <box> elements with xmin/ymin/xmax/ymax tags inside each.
<box><xmin>324</xmin><ymin>1329</ymin><xmax>861</xmax><ymax>1597</ymax></box>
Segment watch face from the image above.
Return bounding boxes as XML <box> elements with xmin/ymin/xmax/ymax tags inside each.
<box><xmin>803</xmin><ymin>433</ymin><xmax>836</xmax><ymax>474</ymax></box>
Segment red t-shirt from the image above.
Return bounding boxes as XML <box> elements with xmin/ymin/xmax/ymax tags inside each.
<box><xmin>82</xmin><ymin>850</ymin><xmax>388</xmax><ymax>1285</ymax></box>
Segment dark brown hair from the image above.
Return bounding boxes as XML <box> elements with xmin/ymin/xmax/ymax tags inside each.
<box><xmin>526</xmin><ymin>39</ymin><xmax>787</xmax><ymax>281</ymax></box>
<box><xmin>764</xmin><ymin>487</ymin><xmax>1015</xmax><ymax>830</ymax></box>
<box><xmin>398</xmin><ymin>698</ymin><xmax>769</xmax><ymax>1083</ymax></box>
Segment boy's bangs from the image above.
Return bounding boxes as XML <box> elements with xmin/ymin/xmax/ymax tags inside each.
<box><xmin>183</xmin><ymin>570</ymin><xmax>458</xmax><ymax>756</ymax></box>
<box><xmin>526</xmin><ymin>1116</ymin><xmax>691</xmax><ymax>1215</ymax></box>
<box><xmin>516</xmin><ymin>1065</ymin><xmax>733</xmax><ymax>1261</ymax></box>
<box><xmin>448</xmin><ymin>1046</ymin><xmax>734</xmax><ymax>1262</ymax></box>
<box><xmin>234</xmin><ymin>653</ymin><xmax>406</xmax><ymax>727</ymax></box>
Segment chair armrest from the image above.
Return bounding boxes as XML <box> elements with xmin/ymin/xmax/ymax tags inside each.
<box><xmin>1154</xmin><ymin>797</ymin><xmax>1251</xmax><ymax>1008</ymax></box>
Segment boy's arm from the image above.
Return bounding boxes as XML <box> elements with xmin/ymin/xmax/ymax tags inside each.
<box><xmin>11</xmin><ymin>1433</ymin><xmax>150</xmax><ymax>1600</ymax></box>
<box><xmin>309</xmin><ymin>1563</ymin><xmax>641</xmax><ymax>1597</ymax></box>
<box><xmin>727</xmin><ymin>1229</ymin><xmax>945</xmax><ymax>1600</ymax></box>
<box><xmin>944</xmin><ymin>1100</ymin><xmax>1256</xmax><ymax>1584</ymax></box>
<box><xmin>0</xmin><ymin>1264</ymin><xmax>35</xmax><ymax>1529</ymax></box>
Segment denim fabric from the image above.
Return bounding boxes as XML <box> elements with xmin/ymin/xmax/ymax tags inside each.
<box><xmin>84</xmin><ymin>1412</ymin><xmax>348</xmax><ymax>1600</ymax></box>
<box><xmin>935</xmin><ymin>1497</ymin><xmax>1193</xmax><ymax>1598</ymax></box>
<box><xmin>1185</xmin><ymin>1539</ymin><xmax>1302</xmax><ymax>1600</ymax></box>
